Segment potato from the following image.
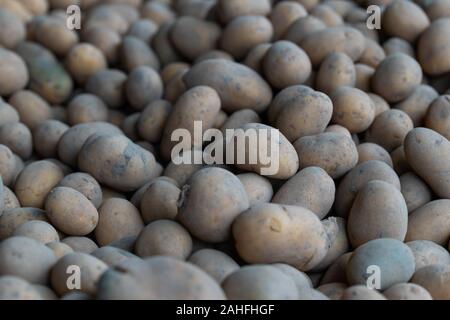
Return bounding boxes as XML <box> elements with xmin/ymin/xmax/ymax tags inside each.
<box><xmin>366</xmin><ymin>109</ymin><xmax>414</xmax><ymax>152</ymax></box>
<box><xmin>262</xmin><ymin>41</ymin><xmax>312</xmax><ymax>89</ymax></box>
<box><xmin>13</xmin><ymin>221</ymin><xmax>59</xmax><ymax>244</ymax></box>
<box><xmin>121</xmin><ymin>113</ymin><xmax>140</xmax><ymax>141</ymax></box>
<box><xmin>46</xmin><ymin>241</ymin><xmax>73</xmax><ymax>259</ymax></box>
<box><xmin>141</xmin><ymin>1</ymin><xmax>175</xmax><ymax>25</ymax></box>
<box><xmin>95</xmin><ymin>198</ymin><xmax>144</xmax><ymax>246</ymax></box>
<box><xmin>0</xmin><ymin>207</ymin><xmax>48</xmax><ymax>240</ymax></box>
<box><xmin>213</xmin><ymin>110</ymin><xmax>228</xmax><ymax>129</ymax></box>
<box><xmin>84</xmin><ymin>5</ymin><xmax>129</xmax><ymax>35</ymax></box>
<box><xmin>400</xmin><ymin>172</ymin><xmax>432</xmax><ymax>213</ymax></box>
<box><xmin>425</xmin><ymin>95</ymin><xmax>450</xmax><ymax>140</ymax></box>
<box><xmin>233</xmin><ymin>203</ymin><xmax>329</xmax><ymax>271</ymax></box>
<box><xmin>404</xmin><ymin>127</ymin><xmax>450</xmax><ymax>198</ymax></box>
<box><xmin>65</xmin><ymin>43</ymin><xmax>107</xmax><ymax>85</ymax></box>
<box><xmin>51</xmin><ymin>252</ymin><xmax>108</xmax><ymax>296</ymax></box>
<box><xmin>161</xmin><ymin>62</ymin><xmax>190</xmax><ymax>84</ymax></box>
<box><xmin>33</xmin><ymin>120</ymin><xmax>68</xmax><ymax>158</ymax></box>
<box><xmin>407</xmin><ymin>240</ymin><xmax>450</xmax><ymax>271</ymax></box>
<box><xmin>411</xmin><ymin>264</ymin><xmax>450</xmax><ymax>300</ymax></box>
<box><xmin>140</xmin><ymin>177</ymin><xmax>180</xmax><ymax>224</ymax></box>
<box><xmin>368</xmin><ymin>93</ymin><xmax>390</xmax><ymax>117</ymax></box>
<box><xmin>0</xmin><ymin>8</ymin><xmax>26</xmax><ymax>49</ymax></box>
<box><xmin>372</xmin><ymin>53</ymin><xmax>423</xmax><ymax>103</ymax></box>
<box><xmin>14</xmin><ymin>160</ymin><xmax>64</xmax><ymax>209</ymax></box>
<box><xmin>395</xmin><ymin>85</ymin><xmax>439</xmax><ymax>127</ymax></box>
<box><xmin>183</xmin><ymin>59</ymin><xmax>272</xmax><ymax>113</ymax></box>
<box><xmin>58</xmin><ymin>173</ymin><xmax>102</xmax><ymax>209</ymax></box>
<box><xmin>341</xmin><ymin>285</ymin><xmax>386</xmax><ymax>300</ymax></box>
<box><xmin>8</xmin><ymin>91</ymin><xmax>52</xmax><ymax>130</ymax></box>
<box><xmin>0</xmin><ymin>48</ymin><xmax>29</xmax><ymax>96</ymax></box>
<box><xmin>45</xmin><ymin>187</ymin><xmax>98</xmax><ymax>236</ymax></box>
<box><xmin>272</xmin><ymin>263</ymin><xmax>312</xmax><ymax>291</ymax></box>
<box><xmin>316</xmin><ymin>282</ymin><xmax>346</xmax><ymax>300</ymax></box>
<box><xmin>98</xmin><ymin>256</ymin><xmax>225</xmax><ymax>299</ymax></box>
<box><xmin>346</xmin><ymin>238</ymin><xmax>415</xmax><ymax>290</ymax></box>
<box><xmin>152</xmin><ymin>22</ymin><xmax>182</xmax><ymax>66</ymax></box>
<box><xmin>405</xmin><ymin>200</ymin><xmax>450</xmax><ymax>245</ymax></box>
<box><xmin>300</xmin><ymin>26</ymin><xmax>365</xmax><ymax>67</ymax></box>
<box><xmin>217</xmin><ymin>0</ymin><xmax>271</xmax><ymax>23</ymax></box>
<box><xmin>316</xmin><ymin>52</ymin><xmax>356</xmax><ymax>94</ymax></box>
<box><xmin>221</xmin><ymin>109</ymin><xmax>261</xmax><ymax>132</ymax></box>
<box><xmin>283</xmin><ymin>15</ymin><xmax>326</xmax><ymax>45</ymax></box>
<box><xmin>391</xmin><ymin>145</ymin><xmax>411</xmax><ymax>175</ymax></box>
<box><xmin>92</xmin><ymin>246</ymin><xmax>140</xmax><ymax>267</ymax></box>
<box><xmin>418</xmin><ymin>18</ymin><xmax>450</xmax><ymax>76</ymax></box>
<box><xmin>126</xmin><ymin>66</ymin><xmax>163</xmax><ymax>110</ymax></box>
<box><xmin>0</xmin><ymin>122</ymin><xmax>32</xmax><ymax>160</ymax></box>
<box><xmin>297</xmin><ymin>287</ymin><xmax>330</xmax><ymax>300</ymax></box>
<box><xmin>357</xmin><ymin>143</ymin><xmax>393</xmax><ymax>167</ymax></box>
<box><xmin>425</xmin><ymin>0</ymin><xmax>450</xmax><ymax>20</ymax></box>
<box><xmin>61</xmin><ymin>236</ymin><xmax>99</xmax><ymax>254</ymax></box>
<box><xmin>0</xmin><ymin>276</ymin><xmax>42</xmax><ymax>300</ymax></box>
<box><xmin>178</xmin><ymin>167</ymin><xmax>249</xmax><ymax>243</ymax></box>
<box><xmin>86</xmin><ymin>69</ymin><xmax>127</xmax><ymax>109</ymax></box>
<box><xmin>0</xmin><ymin>100</ymin><xmax>19</xmax><ymax>127</ymax></box>
<box><xmin>163</xmin><ymin>67</ymin><xmax>187</xmax><ymax>103</ymax></box>
<box><xmin>242</xmin><ymin>43</ymin><xmax>271</xmax><ymax>73</ymax></box>
<box><xmin>237</xmin><ymin>173</ymin><xmax>273</xmax><ymax>206</ymax></box>
<box><xmin>383</xmin><ymin>37</ymin><xmax>415</xmax><ymax>58</ymax></box>
<box><xmin>0</xmin><ymin>236</ymin><xmax>56</xmax><ymax>284</ymax></box>
<box><xmin>270</xmin><ymin>1</ymin><xmax>306</xmax><ymax>40</ymax></box>
<box><xmin>354</xmin><ymin>64</ymin><xmax>374</xmax><ymax>92</ymax></box>
<box><xmin>358</xmin><ymin>38</ymin><xmax>385</xmax><ymax>68</ymax></box>
<box><xmin>348</xmin><ymin>180</ymin><xmax>408</xmax><ymax>247</ymax></box>
<box><xmin>2</xmin><ymin>186</ymin><xmax>20</xmax><ymax>210</ymax></box>
<box><xmin>272</xmin><ymin>167</ymin><xmax>334</xmax><ymax>219</ymax></box>
<box><xmin>310</xmin><ymin>3</ymin><xmax>343</xmax><ymax>26</ymax></box>
<box><xmin>0</xmin><ymin>145</ymin><xmax>17</xmax><ymax>187</ymax></box>
<box><xmin>78</xmin><ymin>134</ymin><xmax>158</xmax><ymax>192</ymax></box>
<box><xmin>163</xmin><ymin>149</ymin><xmax>204</xmax><ymax>186</ymax></box>
<box><xmin>127</xmin><ymin>19</ymin><xmax>157</xmax><ymax>43</ymax></box>
<box><xmin>223</xmin><ymin>265</ymin><xmax>299</xmax><ymax>300</ymax></box>
<box><xmin>120</xmin><ymin>36</ymin><xmax>159</xmax><ymax>72</ymax></box>
<box><xmin>269</xmin><ymin>85</ymin><xmax>333</xmax><ymax>142</ymax></box>
<box><xmin>383</xmin><ymin>283</ymin><xmax>432</xmax><ymax>300</ymax></box>
<box><xmin>188</xmin><ymin>249</ymin><xmax>239</xmax><ymax>284</ymax></box>
<box><xmin>320</xmin><ymin>252</ymin><xmax>352</xmax><ymax>285</ymax></box>
<box><xmin>67</xmin><ymin>94</ymin><xmax>109</xmax><ymax>126</ymax></box>
<box><xmin>294</xmin><ymin>132</ymin><xmax>358</xmax><ymax>179</ymax></box>
<box><xmin>82</xmin><ymin>26</ymin><xmax>121</xmax><ymax>64</ymax></box>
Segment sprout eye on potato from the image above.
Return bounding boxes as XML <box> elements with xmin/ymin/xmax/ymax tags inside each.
<box><xmin>1</xmin><ymin>0</ymin><xmax>450</xmax><ymax>301</ymax></box>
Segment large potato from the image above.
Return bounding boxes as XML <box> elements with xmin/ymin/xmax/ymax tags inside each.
<box><xmin>237</xmin><ymin>173</ymin><xmax>273</xmax><ymax>206</ymax></box>
<box><xmin>0</xmin><ymin>207</ymin><xmax>48</xmax><ymax>240</ymax></box>
<box><xmin>188</xmin><ymin>249</ymin><xmax>240</xmax><ymax>284</ymax></box>
<box><xmin>217</xmin><ymin>0</ymin><xmax>271</xmax><ymax>23</ymax></box>
<box><xmin>400</xmin><ymin>172</ymin><xmax>432</xmax><ymax>213</ymax></box>
<box><xmin>424</xmin><ymin>95</ymin><xmax>450</xmax><ymax>140</ymax></box>
<box><xmin>232</xmin><ymin>203</ymin><xmax>329</xmax><ymax>271</ymax></box>
<box><xmin>316</xmin><ymin>53</ymin><xmax>356</xmax><ymax>94</ymax></box>
<box><xmin>406</xmin><ymin>240</ymin><xmax>450</xmax><ymax>271</ymax></box>
<box><xmin>411</xmin><ymin>264</ymin><xmax>450</xmax><ymax>300</ymax></box>
<box><xmin>383</xmin><ymin>283</ymin><xmax>432</xmax><ymax>300</ymax></box>
<box><xmin>395</xmin><ymin>85</ymin><xmax>438</xmax><ymax>127</ymax></box>
<box><xmin>58</xmin><ymin>172</ymin><xmax>102</xmax><ymax>209</ymax></box>
<box><xmin>0</xmin><ymin>8</ymin><xmax>26</xmax><ymax>49</ymax></box>
<box><xmin>13</xmin><ymin>220</ymin><xmax>59</xmax><ymax>244</ymax></box>
<box><xmin>418</xmin><ymin>18</ymin><xmax>450</xmax><ymax>76</ymax></box>
<box><xmin>0</xmin><ymin>48</ymin><xmax>29</xmax><ymax>96</ymax></box>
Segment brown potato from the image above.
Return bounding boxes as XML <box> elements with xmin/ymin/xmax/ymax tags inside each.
<box><xmin>46</xmin><ymin>241</ymin><xmax>73</xmax><ymax>259</ymax></box>
<box><xmin>121</xmin><ymin>113</ymin><xmax>140</xmax><ymax>141</ymax></box>
<box><xmin>407</xmin><ymin>240</ymin><xmax>450</xmax><ymax>271</ymax></box>
<box><xmin>357</xmin><ymin>142</ymin><xmax>393</xmax><ymax>167</ymax></box>
<box><xmin>58</xmin><ymin>172</ymin><xmax>102</xmax><ymax>209</ymax></box>
<box><xmin>8</xmin><ymin>90</ymin><xmax>52</xmax><ymax>129</ymax></box>
<box><xmin>65</xmin><ymin>43</ymin><xmax>107</xmax><ymax>85</ymax></box>
<box><xmin>418</xmin><ymin>18</ymin><xmax>450</xmax><ymax>76</ymax></box>
<box><xmin>86</xmin><ymin>69</ymin><xmax>127</xmax><ymax>109</ymax></box>
<box><xmin>0</xmin><ymin>207</ymin><xmax>48</xmax><ymax>240</ymax></box>
<box><xmin>368</xmin><ymin>93</ymin><xmax>390</xmax><ymax>117</ymax></box>
<box><xmin>217</xmin><ymin>0</ymin><xmax>271</xmax><ymax>24</ymax></box>
<box><xmin>341</xmin><ymin>285</ymin><xmax>386</xmax><ymax>300</ymax></box>
<box><xmin>424</xmin><ymin>0</ymin><xmax>450</xmax><ymax>20</ymax></box>
<box><xmin>0</xmin><ymin>100</ymin><xmax>19</xmax><ymax>127</ymax></box>
<box><xmin>188</xmin><ymin>249</ymin><xmax>239</xmax><ymax>284</ymax></box>
<box><xmin>67</xmin><ymin>94</ymin><xmax>108</xmax><ymax>125</ymax></box>
<box><xmin>92</xmin><ymin>246</ymin><xmax>140</xmax><ymax>267</ymax></box>
<box><xmin>141</xmin><ymin>1</ymin><xmax>175</xmax><ymax>25</ymax></box>
<box><xmin>242</xmin><ymin>43</ymin><xmax>271</xmax><ymax>73</ymax></box>
<box><xmin>320</xmin><ymin>252</ymin><xmax>352</xmax><ymax>285</ymax></box>
<box><xmin>316</xmin><ymin>52</ymin><xmax>356</xmax><ymax>94</ymax></box>
<box><xmin>61</xmin><ymin>236</ymin><xmax>98</xmax><ymax>254</ymax></box>
<box><xmin>0</xmin><ymin>49</ymin><xmax>28</xmax><ymax>97</ymax></box>
<box><xmin>425</xmin><ymin>95</ymin><xmax>450</xmax><ymax>140</ymax></box>
<box><xmin>283</xmin><ymin>15</ymin><xmax>326</xmax><ymax>45</ymax></box>
<box><xmin>127</xmin><ymin>19</ymin><xmax>158</xmax><ymax>43</ymax></box>
<box><xmin>270</xmin><ymin>1</ymin><xmax>307</xmax><ymax>40</ymax></box>
<box><xmin>383</xmin><ymin>283</ymin><xmax>432</xmax><ymax>300</ymax></box>
<box><xmin>0</xmin><ymin>276</ymin><xmax>42</xmax><ymax>300</ymax></box>
<box><xmin>33</xmin><ymin>120</ymin><xmax>68</xmax><ymax>158</ymax></box>
<box><xmin>0</xmin><ymin>8</ymin><xmax>26</xmax><ymax>49</ymax></box>
<box><xmin>237</xmin><ymin>173</ymin><xmax>273</xmax><ymax>206</ymax></box>
<box><xmin>316</xmin><ymin>282</ymin><xmax>346</xmax><ymax>300</ymax></box>
<box><xmin>82</xmin><ymin>26</ymin><xmax>121</xmax><ymax>64</ymax></box>
<box><xmin>383</xmin><ymin>37</ymin><xmax>415</xmax><ymax>58</ymax></box>
<box><xmin>13</xmin><ymin>221</ymin><xmax>59</xmax><ymax>244</ymax></box>
<box><xmin>152</xmin><ymin>22</ymin><xmax>182</xmax><ymax>66</ymax></box>
<box><xmin>354</xmin><ymin>64</ymin><xmax>375</xmax><ymax>92</ymax></box>
<box><xmin>311</xmin><ymin>3</ymin><xmax>343</xmax><ymax>27</ymax></box>
<box><xmin>163</xmin><ymin>149</ymin><xmax>204</xmax><ymax>186</ymax></box>
<box><xmin>126</xmin><ymin>66</ymin><xmax>163</xmax><ymax>110</ymax></box>
<box><xmin>220</xmin><ymin>109</ymin><xmax>260</xmax><ymax>132</ymax></box>
<box><xmin>0</xmin><ymin>122</ymin><xmax>32</xmax><ymax>160</ymax></box>
<box><xmin>34</xmin><ymin>16</ymin><xmax>78</xmax><ymax>56</ymax></box>
<box><xmin>400</xmin><ymin>172</ymin><xmax>432</xmax><ymax>213</ymax></box>
<box><xmin>2</xmin><ymin>186</ymin><xmax>20</xmax><ymax>210</ymax></box>
<box><xmin>120</xmin><ymin>36</ymin><xmax>160</xmax><ymax>72</ymax></box>
<box><xmin>411</xmin><ymin>264</ymin><xmax>450</xmax><ymax>300</ymax></box>
<box><xmin>0</xmin><ymin>145</ymin><xmax>17</xmax><ymax>187</ymax></box>
<box><xmin>358</xmin><ymin>38</ymin><xmax>385</xmax><ymax>68</ymax></box>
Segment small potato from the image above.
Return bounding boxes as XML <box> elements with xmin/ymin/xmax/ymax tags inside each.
<box><xmin>233</xmin><ymin>203</ymin><xmax>329</xmax><ymax>271</ymax></box>
<box><xmin>272</xmin><ymin>167</ymin><xmax>335</xmax><ymax>219</ymax></box>
<box><xmin>58</xmin><ymin>172</ymin><xmax>102</xmax><ymax>208</ymax></box>
<box><xmin>141</xmin><ymin>1</ymin><xmax>175</xmax><ymax>25</ymax></box>
<box><xmin>46</xmin><ymin>241</ymin><xmax>73</xmax><ymax>259</ymax></box>
<box><xmin>0</xmin><ymin>145</ymin><xmax>17</xmax><ymax>186</ymax></box>
<box><xmin>188</xmin><ymin>249</ymin><xmax>239</xmax><ymax>284</ymax></box>
<box><xmin>45</xmin><ymin>187</ymin><xmax>99</xmax><ymax>236</ymax></box>
<box><xmin>368</xmin><ymin>93</ymin><xmax>390</xmax><ymax>117</ymax></box>
<box><xmin>406</xmin><ymin>200</ymin><xmax>450</xmax><ymax>246</ymax></box>
<box><xmin>237</xmin><ymin>173</ymin><xmax>273</xmax><ymax>206</ymax></box>
<box><xmin>33</xmin><ymin>120</ymin><xmax>69</xmax><ymax>158</ymax></box>
<box><xmin>0</xmin><ymin>122</ymin><xmax>33</xmax><ymax>159</ymax></box>
<box><xmin>293</xmin><ymin>132</ymin><xmax>358</xmax><ymax>179</ymax></box>
<box><xmin>120</xmin><ymin>36</ymin><xmax>160</xmax><ymax>72</ymax></box>
<box><xmin>223</xmin><ymin>265</ymin><xmax>299</xmax><ymax>300</ymax></box>
<box><xmin>262</xmin><ymin>40</ymin><xmax>312</xmax><ymax>89</ymax></box>
<box><xmin>270</xmin><ymin>1</ymin><xmax>307</xmax><ymax>40</ymax></box>
<box><xmin>316</xmin><ymin>52</ymin><xmax>356</xmax><ymax>94</ymax></box>
<box><xmin>220</xmin><ymin>109</ymin><xmax>261</xmax><ymax>132</ymax></box>
<box><xmin>171</xmin><ymin>16</ymin><xmax>221</xmax><ymax>61</ymax></box>
<box><xmin>300</xmin><ymin>26</ymin><xmax>365</xmax><ymax>67</ymax></box>
<box><xmin>383</xmin><ymin>37</ymin><xmax>415</xmax><ymax>58</ymax></box>
<box><xmin>347</xmin><ymin>180</ymin><xmax>408</xmax><ymax>247</ymax></box>
<box><xmin>34</xmin><ymin>16</ymin><xmax>78</xmax><ymax>56</ymax></box>
<box><xmin>341</xmin><ymin>285</ymin><xmax>386</xmax><ymax>300</ymax></box>
<box><xmin>242</xmin><ymin>43</ymin><xmax>271</xmax><ymax>73</ymax></box>
<box><xmin>8</xmin><ymin>90</ymin><xmax>52</xmax><ymax>129</ymax></box>
<box><xmin>51</xmin><ymin>252</ymin><xmax>108</xmax><ymax>296</ymax></box>
<box><xmin>269</xmin><ymin>85</ymin><xmax>333</xmax><ymax>142</ymax></box>
<box><xmin>78</xmin><ymin>134</ymin><xmax>158</xmax><ymax>192</ymax></box>
<box><xmin>425</xmin><ymin>95</ymin><xmax>450</xmax><ymax>140</ymax></box>
<box><xmin>152</xmin><ymin>22</ymin><xmax>182</xmax><ymax>66</ymax></box>
<box><xmin>61</xmin><ymin>237</ymin><xmax>98</xmax><ymax>254</ymax></box>
<box><xmin>346</xmin><ymin>238</ymin><xmax>415</xmax><ymax>290</ymax></box>
<box><xmin>32</xmin><ymin>284</ymin><xmax>57</xmax><ymax>300</ymax></box>
<box><xmin>366</xmin><ymin>109</ymin><xmax>414</xmax><ymax>152</ymax></box>
<box><xmin>0</xmin><ymin>8</ymin><xmax>26</xmax><ymax>49</ymax></box>
<box><xmin>140</xmin><ymin>177</ymin><xmax>181</xmax><ymax>224</ymax></box>
<box><xmin>14</xmin><ymin>160</ymin><xmax>64</xmax><ymax>209</ymax></box>
<box><xmin>283</xmin><ymin>15</ymin><xmax>326</xmax><ymax>45</ymax></box>
<box><xmin>407</xmin><ymin>240</ymin><xmax>450</xmax><ymax>271</ymax></box>
<box><xmin>86</xmin><ymin>69</ymin><xmax>127</xmax><ymax>109</ymax></box>
<box><xmin>354</xmin><ymin>64</ymin><xmax>375</xmax><ymax>92</ymax></box>
<box><xmin>316</xmin><ymin>282</ymin><xmax>347</xmax><ymax>300</ymax></box>
<box><xmin>0</xmin><ymin>100</ymin><xmax>19</xmax><ymax>127</ymax></box>
<box><xmin>2</xmin><ymin>186</ymin><xmax>20</xmax><ymax>210</ymax></box>
<box><xmin>400</xmin><ymin>172</ymin><xmax>432</xmax><ymax>213</ymax></box>
<box><xmin>0</xmin><ymin>276</ymin><xmax>42</xmax><ymax>300</ymax></box>
<box><xmin>121</xmin><ymin>113</ymin><xmax>141</xmax><ymax>141</ymax></box>
<box><xmin>372</xmin><ymin>53</ymin><xmax>423</xmax><ymax>103</ymax></box>
<box><xmin>65</xmin><ymin>43</ymin><xmax>107</xmax><ymax>85</ymax></box>
<box><xmin>127</xmin><ymin>19</ymin><xmax>158</xmax><ymax>43</ymax></box>
<box><xmin>0</xmin><ymin>207</ymin><xmax>48</xmax><ymax>240</ymax></box>
<box><xmin>417</xmin><ymin>18</ymin><xmax>450</xmax><ymax>76</ymax></box>
<box><xmin>0</xmin><ymin>48</ymin><xmax>29</xmax><ymax>96</ymax></box>
<box><xmin>178</xmin><ymin>167</ymin><xmax>249</xmax><ymax>243</ymax></box>
<box><xmin>383</xmin><ymin>283</ymin><xmax>432</xmax><ymax>300</ymax></box>
<box><xmin>272</xmin><ymin>263</ymin><xmax>312</xmax><ymax>291</ymax></box>
<box><xmin>217</xmin><ymin>0</ymin><xmax>271</xmax><ymax>24</ymax></box>
<box><xmin>357</xmin><ymin>143</ymin><xmax>393</xmax><ymax>167</ymax></box>
<box><xmin>391</xmin><ymin>146</ymin><xmax>411</xmax><ymax>175</ymax></box>
<box><xmin>163</xmin><ymin>149</ymin><xmax>204</xmax><ymax>186</ymax></box>
<box><xmin>358</xmin><ymin>38</ymin><xmax>385</xmax><ymax>68</ymax></box>
<box><xmin>92</xmin><ymin>246</ymin><xmax>140</xmax><ymax>267</ymax></box>
<box><xmin>404</xmin><ymin>128</ymin><xmax>450</xmax><ymax>198</ymax></box>
<box><xmin>95</xmin><ymin>198</ymin><xmax>144</xmax><ymax>246</ymax></box>
<box><xmin>82</xmin><ymin>26</ymin><xmax>121</xmax><ymax>64</ymax></box>
<box><xmin>126</xmin><ymin>66</ymin><xmax>163</xmax><ymax>110</ymax></box>
<box><xmin>382</xmin><ymin>0</ymin><xmax>430</xmax><ymax>42</ymax></box>
<box><xmin>330</xmin><ymin>86</ymin><xmax>375</xmax><ymax>133</ymax></box>
<box><xmin>135</xmin><ymin>220</ymin><xmax>192</xmax><ymax>259</ymax></box>
<box><xmin>310</xmin><ymin>4</ymin><xmax>343</xmax><ymax>27</ymax></box>
<box><xmin>0</xmin><ymin>236</ymin><xmax>56</xmax><ymax>284</ymax></box>
<box><xmin>411</xmin><ymin>264</ymin><xmax>450</xmax><ymax>300</ymax></box>
<box><xmin>320</xmin><ymin>252</ymin><xmax>352</xmax><ymax>285</ymax></box>
<box><xmin>67</xmin><ymin>94</ymin><xmax>109</xmax><ymax>125</ymax></box>
<box><xmin>13</xmin><ymin>221</ymin><xmax>59</xmax><ymax>244</ymax></box>
<box><xmin>183</xmin><ymin>59</ymin><xmax>272</xmax><ymax>113</ymax></box>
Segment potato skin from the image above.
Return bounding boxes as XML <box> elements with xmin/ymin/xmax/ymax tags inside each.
<box><xmin>407</xmin><ymin>240</ymin><xmax>450</xmax><ymax>271</ymax></box>
<box><xmin>188</xmin><ymin>249</ymin><xmax>240</xmax><ymax>284</ymax></box>
<box><xmin>270</xmin><ymin>1</ymin><xmax>307</xmax><ymax>40</ymax></box>
<box><xmin>65</xmin><ymin>43</ymin><xmax>107</xmax><ymax>85</ymax></box>
<box><xmin>61</xmin><ymin>236</ymin><xmax>99</xmax><ymax>254</ymax></box>
<box><xmin>46</xmin><ymin>241</ymin><xmax>73</xmax><ymax>259</ymax></box>
<box><xmin>383</xmin><ymin>283</ymin><xmax>432</xmax><ymax>300</ymax></box>
<box><xmin>58</xmin><ymin>172</ymin><xmax>102</xmax><ymax>209</ymax></box>
<box><xmin>418</xmin><ymin>18</ymin><xmax>450</xmax><ymax>76</ymax></box>
<box><xmin>232</xmin><ymin>203</ymin><xmax>329</xmax><ymax>271</ymax></box>
<box><xmin>357</xmin><ymin>143</ymin><xmax>393</xmax><ymax>167</ymax></box>
<box><xmin>178</xmin><ymin>167</ymin><xmax>249</xmax><ymax>243</ymax></box>
<box><xmin>92</xmin><ymin>246</ymin><xmax>140</xmax><ymax>267</ymax></box>
<box><xmin>424</xmin><ymin>95</ymin><xmax>450</xmax><ymax>140</ymax></box>
<box><xmin>45</xmin><ymin>187</ymin><xmax>99</xmax><ymax>236</ymax></box>
<box><xmin>97</xmin><ymin>256</ymin><xmax>226</xmax><ymax>299</ymax></box>
<box><xmin>13</xmin><ymin>221</ymin><xmax>59</xmax><ymax>244</ymax></box>
<box><xmin>0</xmin><ymin>276</ymin><xmax>43</xmax><ymax>300</ymax></box>
<box><xmin>316</xmin><ymin>53</ymin><xmax>356</xmax><ymax>95</ymax></box>
<box><xmin>294</xmin><ymin>132</ymin><xmax>358</xmax><ymax>179</ymax></box>
<box><xmin>395</xmin><ymin>85</ymin><xmax>438</xmax><ymax>127</ymax></box>
<box><xmin>0</xmin><ymin>48</ymin><xmax>29</xmax><ymax>96</ymax></box>
<box><xmin>137</xmin><ymin>100</ymin><xmax>171</xmax><ymax>143</ymax></box>
<box><xmin>217</xmin><ymin>0</ymin><xmax>271</xmax><ymax>24</ymax></box>
<box><xmin>67</xmin><ymin>93</ymin><xmax>109</xmax><ymax>125</ymax></box>
<box><xmin>283</xmin><ymin>15</ymin><xmax>326</xmax><ymax>45</ymax></box>
<box><xmin>405</xmin><ymin>200</ymin><xmax>450</xmax><ymax>246</ymax></box>
<box><xmin>33</xmin><ymin>120</ymin><xmax>69</xmax><ymax>158</ymax></box>
<box><xmin>126</xmin><ymin>66</ymin><xmax>163</xmax><ymax>111</ymax></box>
<box><xmin>411</xmin><ymin>264</ymin><xmax>450</xmax><ymax>300</ymax></box>
<box><xmin>183</xmin><ymin>59</ymin><xmax>273</xmax><ymax>113</ymax></box>
<box><xmin>400</xmin><ymin>172</ymin><xmax>432</xmax><ymax>213</ymax></box>
<box><xmin>237</xmin><ymin>173</ymin><xmax>273</xmax><ymax>206</ymax></box>
<box><xmin>0</xmin><ymin>9</ymin><xmax>26</xmax><ymax>49</ymax></box>
<box><xmin>404</xmin><ymin>128</ymin><xmax>450</xmax><ymax>199</ymax></box>
<box><xmin>347</xmin><ymin>180</ymin><xmax>408</xmax><ymax>247</ymax></box>
<box><xmin>86</xmin><ymin>69</ymin><xmax>127</xmax><ymax>109</ymax></box>
<box><xmin>140</xmin><ymin>178</ymin><xmax>180</xmax><ymax>223</ymax></box>
<box><xmin>0</xmin><ymin>122</ymin><xmax>32</xmax><ymax>160</ymax></box>
<box><xmin>346</xmin><ymin>238</ymin><xmax>415</xmax><ymax>290</ymax></box>
<box><xmin>341</xmin><ymin>285</ymin><xmax>386</xmax><ymax>300</ymax></box>
<box><xmin>272</xmin><ymin>167</ymin><xmax>335</xmax><ymax>219</ymax></box>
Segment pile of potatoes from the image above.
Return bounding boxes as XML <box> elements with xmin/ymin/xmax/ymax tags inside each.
<box><xmin>1</xmin><ymin>0</ymin><xmax>450</xmax><ymax>301</ymax></box>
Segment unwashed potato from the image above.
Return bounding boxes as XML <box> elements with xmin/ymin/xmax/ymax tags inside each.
<box><xmin>316</xmin><ymin>282</ymin><xmax>347</xmax><ymax>300</ymax></box>
<box><xmin>120</xmin><ymin>36</ymin><xmax>160</xmax><ymax>72</ymax></box>
<box><xmin>418</xmin><ymin>18</ymin><xmax>450</xmax><ymax>76</ymax></box>
<box><xmin>411</xmin><ymin>264</ymin><xmax>450</xmax><ymax>300</ymax></box>
<box><xmin>61</xmin><ymin>236</ymin><xmax>99</xmax><ymax>254</ymax></box>
<box><xmin>400</xmin><ymin>172</ymin><xmax>432</xmax><ymax>213</ymax></box>
<box><xmin>316</xmin><ymin>52</ymin><xmax>356</xmax><ymax>95</ymax></box>
<box><xmin>92</xmin><ymin>246</ymin><xmax>140</xmax><ymax>267</ymax></box>
<box><xmin>33</xmin><ymin>120</ymin><xmax>69</xmax><ymax>158</ymax></box>
<box><xmin>0</xmin><ymin>276</ymin><xmax>42</xmax><ymax>300</ymax></box>
<box><xmin>0</xmin><ymin>8</ymin><xmax>26</xmax><ymax>49</ymax></box>
<box><xmin>232</xmin><ymin>203</ymin><xmax>329</xmax><ymax>271</ymax></box>
<box><xmin>383</xmin><ymin>283</ymin><xmax>432</xmax><ymax>300</ymax></box>
<box><xmin>217</xmin><ymin>0</ymin><xmax>271</xmax><ymax>24</ymax></box>
<box><xmin>406</xmin><ymin>240</ymin><xmax>450</xmax><ymax>271</ymax></box>
<box><xmin>341</xmin><ymin>285</ymin><xmax>386</xmax><ymax>300</ymax></box>
<box><xmin>0</xmin><ymin>100</ymin><xmax>19</xmax><ymax>127</ymax></box>
<box><xmin>0</xmin><ymin>48</ymin><xmax>29</xmax><ymax>96</ymax></box>
<box><xmin>86</xmin><ymin>69</ymin><xmax>127</xmax><ymax>109</ymax></box>
<box><xmin>270</xmin><ymin>1</ymin><xmax>307</xmax><ymax>40</ymax></box>
<box><xmin>46</xmin><ymin>241</ymin><xmax>74</xmax><ymax>259</ymax></box>
<box><xmin>12</xmin><ymin>221</ymin><xmax>59</xmax><ymax>244</ymax></box>
<box><xmin>188</xmin><ymin>249</ymin><xmax>240</xmax><ymax>284</ymax></box>
<box><xmin>424</xmin><ymin>95</ymin><xmax>450</xmax><ymax>140</ymax></box>
<box><xmin>0</xmin><ymin>145</ymin><xmax>17</xmax><ymax>187</ymax></box>
<box><xmin>66</xmin><ymin>93</ymin><xmax>109</xmax><ymax>125</ymax></box>
<box><xmin>58</xmin><ymin>172</ymin><xmax>102</xmax><ymax>209</ymax></box>
<box><xmin>0</xmin><ymin>122</ymin><xmax>33</xmax><ymax>160</ymax></box>
<box><xmin>356</xmin><ymin>143</ymin><xmax>393</xmax><ymax>167</ymax></box>
<box><xmin>126</xmin><ymin>66</ymin><xmax>163</xmax><ymax>110</ymax></box>
<box><xmin>237</xmin><ymin>173</ymin><xmax>273</xmax><ymax>206</ymax></box>
<box><xmin>0</xmin><ymin>207</ymin><xmax>48</xmax><ymax>240</ymax></box>
<box><xmin>383</xmin><ymin>37</ymin><xmax>415</xmax><ymax>58</ymax></box>
<box><xmin>282</xmin><ymin>15</ymin><xmax>326</xmax><ymax>45</ymax></box>
<box><xmin>221</xmin><ymin>109</ymin><xmax>261</xmax><ymax>132</ymax></box>
<box><xmin>395</xmin><ymin>85</ymin><xmax>439</xmax><ymax>127</ymax></box>
<box><xmin>2</xmin><ymin>186</ymin><xmax>20</xmax><ymax>210</ymax></box>
<box><xmin>8</xmin><ymin>90</ymin><xmax>52</xmax><ymax>129</ymax></box>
